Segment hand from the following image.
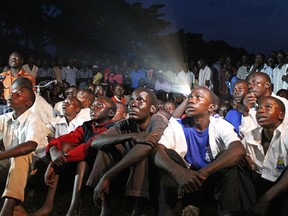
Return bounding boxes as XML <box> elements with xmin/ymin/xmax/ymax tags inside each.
<box><xmin>197</xmin><ymin>168</ymin><xmax>209</xmax><ymax>182</ymax></box>
<box><xmin>170</xmin><ymin>165</ymin><xmax>203</xmax><ymax>194</ymax></box>
<box><xmin>51</xmin><ymin>152</ymin><xmax>68</xmax><ymax>168</ymax></box>
<box><xmin>93</xmin><ymin>176</ymin><xmax>110</xmax><ymax>207</ymax></box>
<box><xmin>238</xmin><ymin>155</ymin><xmax>255</xmax><ymax>171</ymax></box>
<box><xmin>44</xmin><ymin>164</ymin><xmax>56</xmax><ymax>187</ymax></box>
<box><xmin>282</xmin><ymin>75</ymin><xmax>287</xmax><ymax>81</ymax></box>
<box><xmin>243</xmin><ymin>93</ymin><xmax>257</xmax><ymax>110</ymax></box>
<box><xmin>249</xmin><ymin>194</ymin><xmax>271</xmax><ymax>216</ymax></box>
<box><xmin>134</xmin><ymin>132</ymin><xmax>158</xmax><ymax>146</ymax></box>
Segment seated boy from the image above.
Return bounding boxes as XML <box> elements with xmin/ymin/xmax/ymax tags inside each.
<box><xmin>242</xmin><ymin>96</ymin><xmax>288</xmax><ymax>216</ymax></box>
<box><xmin>76</xmin><ymin>88</ymin><xmax>95</xmax><ymax>121</ymax></box>
<box><xmin>153</xmin><ymin>86</ymin><xmax>247</xmax><ymax>215</ymax></box>
<box><xmin>34</xmin><ymin>97</ymin><xmax>117</xmax><ymax>216</ymax></box>
<box><xmin>45</xmin><ymin>96</ymin><xmax>85</xmax><ymax>139</ymax></box>
<box><xmin>88</xmin><ymin>88</ymin><xmax>169</xmax><ymax>216</ymax></box>
<box><xmin>0</xmin><ymin>85</ymin><xmax>48</xmax><ymax>215</ymax></box>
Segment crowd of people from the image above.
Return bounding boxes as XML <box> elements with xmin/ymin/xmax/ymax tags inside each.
<box><xmin>0</xmin><ymin>50</ymin><xmax>287</xmax><ymax>216</ymax></box>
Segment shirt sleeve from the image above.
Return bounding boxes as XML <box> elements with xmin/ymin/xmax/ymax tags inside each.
<box><xmin>239</xmin><ymin>109</ymin><xmax>258</xmax><ymax>137</ymax></box>
<box><xmin>46</xmin><ymin>126</ymin><xmax>85</xmax><ymax>153</ymax></box>
<box><xmin>145</xmin><ymin>113</ymin><xmax>169</xmax><ymax>148</ymax></box>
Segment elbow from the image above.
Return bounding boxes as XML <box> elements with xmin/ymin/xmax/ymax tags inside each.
<box><xmin>22</xmin><ymin>141</ymin><xmax>38</xmax><ymax>155</ymax></box>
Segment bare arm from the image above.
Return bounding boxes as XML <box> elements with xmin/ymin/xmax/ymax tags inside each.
<box><xmin>199</xmin><ymin>141</ymin><xmax>246</xmax><ymax>179</ymax></box>
<box><xmin>251</xmin><ymin>169</ymin><xmax>288</xmax><ymax>215</ymax></box>
<box><xmin>0</xmin><ymin>141</ymin><xmax>37</xmax><ymax>160</ymax></box>
<box><xmin>154</xmin><ymin>144</ymin><xmax>202</xmax><ymax>192</ymax></box>
<box><xmin>91</xmin><ymin>133</ymin><xmax>139</xmax><ymax>149</ymax></box>
<box><xmin>172</xmin><ymin>97</ymin><xmax>188</xmax><ymax>118</ymax></box>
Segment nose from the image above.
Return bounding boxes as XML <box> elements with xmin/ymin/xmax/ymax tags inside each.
<box><xmin>129</xmin><ymin>100</ymin><xmax>137</xmax><ymax>107</ymax></box>
<box><xmin>188</xmin><ymin>96</ymin><xmax>195</xmax><ymax>103</ymax></box>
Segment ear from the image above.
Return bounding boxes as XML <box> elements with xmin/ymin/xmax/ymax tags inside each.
<box><xmin>264</xmin><ymin>81</ymin><xmax>271</xmax><ymax>89</ymax></box>
<box><xmin>208</xmin><ymin>104</ymin><xmax>218</xmax><ymax>113</ymax></box>
<box><xmin>26</xmin><ymin>100</ymin><xmax>33</xmax><ymax>108</ymax></box>
<box><xmin>150</xmin><ymin>105</ymin><xmax>157</xmax><ymax>114</ymax></box>
<box><xmin>279</xmin><ymin>111</ymin><xmax>285</xmax><ymax>121</ymax></box>
<box><xmin>75</xmin><ymin>107</ymin><xmax>81</xmax><ymax>114</ymax></box>
<box><xmin>108</xmin><ymin>109</ymin><xmax>116</xmax><ymax>118</ymax></box>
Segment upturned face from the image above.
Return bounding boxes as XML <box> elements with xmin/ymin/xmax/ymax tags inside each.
<box><xmin>90</xmin><ymin>98</ymin><xmax>113</xmax><ymax>123</ymax></box>
<box><xmin>256</xmin><ymin>97</ymin><xmax>284</xmax><ymax>129</ymax></box>
<box><xmin>128</xmin><ymin>90</ymin><xmax>154</xmax><ymax>122</ymax></box>
<box><xmin>186</xmin><ymin>87</ymin><xmax>213</xmax><ymax>117</ymax></box>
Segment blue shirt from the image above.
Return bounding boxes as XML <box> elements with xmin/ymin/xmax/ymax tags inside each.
<box><xmin>178</xmin><ymin>119</ymin><xmax>210</xmax><ymax>170</ymax></box>
<box><xmin>130</xmin><ymin>69</ymin><xmax>146</xmax><ymax>89</ymax></box>
<box><xmin>225</xmin><ymin>109</ymin><xmax>242</xmax><ymax>135</ymax></box>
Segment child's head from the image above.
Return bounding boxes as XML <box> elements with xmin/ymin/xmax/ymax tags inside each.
<box><xmin>186</xmin><ymin>86</ymin><xmax>219</xmax><ymax>117</ymax></box>
<box><xmin>256</xmin><ymin>96</ymin><xmax>285</xmax><ymax>129</ymax></box>
<box><xmin>128</xmin><ymin>88</ymin><xmax>157</xmax><ymax>122</ymax></box>
<box><xmin>276</xmin><ymin>89</ymin><xmax>288</xmax><ymax>100</ymax></box>
<box><xmin>7</xmin><ymin>85</ymin><xmax>35</xmax><ymax>113</ymax></box>
<box><xmin>113</xmin><ymin>84</ymin><xmax>124</xmax><ymax>98</ymax></box>
<box><xmin>65</xmin><ymin>86</ymin><xmax>78</xmax><ymax>98</ymax></box>
<box><xmin>112</xmin><ymin>102</ymin><xmax>128</xmax><ymax>122</ymax></box>
<box><xmin>218</xmin><ymin>102</ymin><xmax>232</xmax><ymax>118</ymax></box>
<box><xmin>90</xmin><ymin>96</ymin><xmax>116</xmax><ymax>123</ymax></box>
<box><xmin>95</xmin><ymin>84</ymin><xmax>107</xmax><ymax>98</ymax></box>
<box><xmin>233</xmin><ymin>80</ymin><xmax>248</xmax><ymax>104</ymax></box>
<box><xmin>76</xmin><ymin>89</ymin><xmax>95</xmax><ymax>109</ymax></box>
<box><xmin>62</xmin><ymin>96</ymin><xmax>82</xmax><ymax>118</ymax></box>
<box><xmin>164</xmin><ymin>100</ymin><xmax>177</xmax><ymax>115</ymax></box>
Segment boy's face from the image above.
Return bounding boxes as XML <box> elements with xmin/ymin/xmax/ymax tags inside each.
<box><xmin>62</xmin><ymin>97</ymin><xmax>79</xmax><ymax>117</ymax></box>
<box><xmin>95</xmin><ymin>86</ymin><xmax>104</xmax><ymax>97</ymax></box>
<box><xmin>128</xmin><ymin>90</ymin><xmax>154</xmax><ymax>121</ymax></box>
<box><xmin>247</xmin><ymin>74</ymin><xmax>269</xmax><ymax>100</ymax></box>
<box><xmin>186</xmin><ymin>87</ymin><xmax>213</xmax><ymax>117</ymax></box>
<box><xmin>233</xmin><ymin>82</ymin><xmax>248</xmax><ymax>103</ymax></box>
<box><xmin>218</xmin><ymin>104</ymin><xmax>229</xmax><ymax>118</ymax></box>
<box><xmin>90</xmin><ymin>98</ymin><xmax>112</xmax><ymax>123</ymax></box>
<box><xmin>65</xmin><ymin>87</ymin><xmax>78</xmax><ymax>97</ymax></box>
<box><xmin>7</xmin><ymin>86</ymin><xmax>30</xmax><ymax>110</ymax></box>
<box><xmin>9</xmin><ymin>52</ymin><xmax>23</xmax><ymax>68</ymax></box>
<box><xmin>114</xmin><ymin>85</ymin><xmax>124</xmax><ymax>97</ymax></box>
<box><xmin>256</xmin><ymin>97</ymin><xmax>284</xmax><ymax>128</ymax></box>
<box><xmin>164</xmin><ymin>102</ymin><xmax>176</xmax><ymax>115</ymax></box>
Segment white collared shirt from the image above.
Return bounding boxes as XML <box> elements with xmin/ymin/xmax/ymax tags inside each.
<box><xmin>46</xmin><ymin>114</ymin><xmax>88</xmax><ymax>138</ymax></box>
<box><xmin>158</xmin><ymin>116</ymin><xmax>240</xmax><ymax>167</ymax></box>
<box><xmin>240</xmin><ymin>93</ymin><xmax>288</xmax><ymax>137</ymax></box>
<box><xmin>243</xmin><ymin>123</ymin><xmax>288</xmax><ymax>182</ymax></box>
<box><xmin>0</xmin><ymin>110</ymin><xmax>48</xmax><ymax>156</ymax></box>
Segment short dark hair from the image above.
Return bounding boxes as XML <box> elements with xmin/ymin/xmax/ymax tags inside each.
<box><xmin>134</xmin><ymin>87</ymin><xmax>157</xmax><ymax>106</ymax></box>
<box><xmin>12</xmin><ymin>77</ymin><xmax>33</xmax><ymax>90</ymax></box>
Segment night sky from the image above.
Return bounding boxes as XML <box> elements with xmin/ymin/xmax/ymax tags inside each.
<box><xmin>129</xmin><ymin>0</ymin><xmax>288</xmax><ymax>55</ymax></box>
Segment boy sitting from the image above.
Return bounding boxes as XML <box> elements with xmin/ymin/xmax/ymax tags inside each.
<box><xmin>34</xmin><ymin>97</ymin><xmax>117</xmax><ymax>216</ymax></box>
<box><xmin>242</xmin><ymin>96</ymin><xmax>288</xmax><ymax>216</ymax></box>
<box><xmin>153</xmin><ymin>86</ymin><xmax>247</xmax><ymax>215</ymax></box>
<box><xmin>0</xmin><ymin>85</ymin><xmax>47</xmax><ymax>215</ymax></box>
<box><xmin>45</xmin><ymin>96</ymin><xmax>86</xmax><ymax>139</ymax></box>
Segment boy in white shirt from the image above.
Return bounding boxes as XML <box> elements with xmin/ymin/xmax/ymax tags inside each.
<box><xmin>242</xmin><ymin>96</ymin><xmax>288</xmax><ymax>215</ymax></box>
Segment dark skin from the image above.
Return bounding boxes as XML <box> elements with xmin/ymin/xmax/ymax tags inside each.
<box><xmin>0</xmin><ymin>86</ymin><xmax>37</xmax><ymax>216</ymax></box>
<box><xmin>246</xmin><ymin>97</ymin><xmax>287</xmax><ymax>216</ymax></box>
<box><xmin>242</xmin><ymin>72</ymin><xmax>272</xmax><ymax>117</ymax></box>
<box><xmin>34</xmin><ymin>97</ymin><xmax>116</xmax><ymax>216</ymax></box>
<box><xmin>155</xmin><ymin>87</ymin><xmax>245</xmax><ymax>196</ymax></box>
<box><xmin>92</xmin><ymin>89</ymin><xmax>159</xmax><ymax>206</ymax></box>
<box><xmin>8</xmin><ymin>52</ymin><xmax>24</xmax><ymax>76</ymax></box>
